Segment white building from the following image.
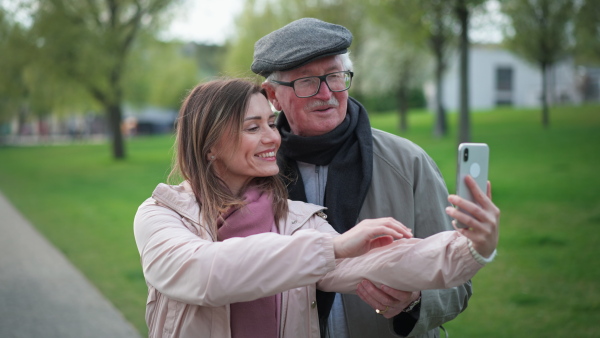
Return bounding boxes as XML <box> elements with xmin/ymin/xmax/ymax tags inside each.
<box><xmin>425</xmin><ymin>44</ymin><xmax>584</xmax><ymax>112</ymax></box>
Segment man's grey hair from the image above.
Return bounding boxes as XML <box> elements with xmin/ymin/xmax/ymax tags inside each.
<box><xmin>266</xmin><ymin>52</ymin><xmax>353</xmax><ymax>83</ymax></box>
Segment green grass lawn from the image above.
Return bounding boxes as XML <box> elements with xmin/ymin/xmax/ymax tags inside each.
<box><xmin>0</xmin><ymin>104</ymin><xmax>599</xmax><ymax>337</ymax></box>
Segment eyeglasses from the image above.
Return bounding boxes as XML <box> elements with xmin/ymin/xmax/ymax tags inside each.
<box><xmin>271</xmin><ymin>71</ymin><xmax>354</xmax><ymax>98</ymax></box>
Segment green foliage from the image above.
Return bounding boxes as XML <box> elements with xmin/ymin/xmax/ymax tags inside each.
<box><xmin>574</xmin><ymin>0</ymin><xmax>600</xmax><ymax>65</ymax></box>
<box><xmin>0</xmin><ymin>0</ymin><xmax>181</xmax><ymax>159</ymax></box>
<box><xmin>1</xmin><ymin>104</ymin><xmax>599</xmax><ymax>336</ymax></box>
<box><xmin>222</xmin><ymin>0</ymin><xmax>367</xmax><ymax>77</ymax></box>
<box><xmin>222</xmin><ymin>0</ymin><xmax>285</xmax><ymax>77</ymax></box>
<box><xmin>500</xmin><ymin>0</ymin><xmax>575</xmax><ymax>66</ymax></box>
<box><xmin>353</xmin><ymin>88</ymin><xmax>426</xmax><ymax>113</ymax></box>
<box><xmin>124</xmin><ymin>38</ymin><xmax>199</xmax><ymax>110</ymax></box>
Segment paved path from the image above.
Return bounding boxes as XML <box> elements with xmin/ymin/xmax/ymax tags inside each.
<box><xmin>0</xmin><ymin>191</ymin><xmax>141</xmax><ymax>338</ymax></box>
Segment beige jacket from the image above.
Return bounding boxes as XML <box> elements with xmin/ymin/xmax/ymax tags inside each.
<box><xmin>133</xmin><ymin>182</ymin><xmax>483</xmax><ymax>338</ymax></box>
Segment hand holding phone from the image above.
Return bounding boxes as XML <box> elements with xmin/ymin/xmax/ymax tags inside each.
<box><xmin>455</xmin><ymin>143</ymin><xmax>489</xmax><ymax>228</ymax></box>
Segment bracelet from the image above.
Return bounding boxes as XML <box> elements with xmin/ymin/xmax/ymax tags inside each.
<box><xmin>467</xmin><ymin>239</ymin><xmax>497</xmax><ymax>265</ymax></box>
<box><xmin>402</xmin><ymin>296</ymin><xmax>421</xmax><ymax>313</ymax></box>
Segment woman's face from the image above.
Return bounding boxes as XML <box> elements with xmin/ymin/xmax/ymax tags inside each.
<box><xmin>211</xmin><ymin>93</ymin><xmax>281</xmax><ymax>194</ymax></box>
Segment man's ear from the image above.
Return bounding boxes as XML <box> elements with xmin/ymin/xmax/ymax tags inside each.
<box><xmin>262</xmin><ymin>82</ymin><xmax>282</xmax><ymax>111</ymax></box>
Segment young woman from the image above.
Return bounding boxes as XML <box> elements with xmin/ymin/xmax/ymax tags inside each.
<box><xmin>133</xmin><ymin>78</ymin><xmax>498</xmax><ymax>338</ymax></box>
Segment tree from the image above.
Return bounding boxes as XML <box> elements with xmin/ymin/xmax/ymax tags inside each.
<box><xmin>224</xmin><ymin>0</ymin><xmax>365</xmax><ymax>77</ymax></box>
<box><xmin>0</xmin><ymin>8</ymin><xmax>30</xmax><ymax>125</ymax></box>
<box><xmin>453</xmin><ymin>0</ymin><xmax>487</xmax><ymax>143</ymax></box>
<box><xmin>0</xmin><ymin>5</ymin><xmax>89</xmax><ymax>136</ymax></box>
<box><xmin>574</xmin><ymin>0</ymin><xmax>600</xmax><ymax>66</ymax></box>
<box><xmin>223</xmin><ymin>0</ymin><xmax>285</xmax><ymax>77</ymax></box>
<box><xmin>355</xmin><ymin>20</ymin><xmax>429</xmax><ymax>132</ymax></box>
<box><xmin>124</xmin><ymin>38</ymin><xmax>199</xmax><ymax>111</ymax></box>
<box><xmin>501</xmin><ymin>0</ymin><xmax>574</xmax><ymax>128</ymax></box>
<box><xmin>27</xmin><ymin>0</ymin><xmax>176</xmax><ymax>159</ymax></box>
<box><xmin>424</xmin><ymin>0</ymin><xmax>456</xmax><ymax>137</ymax></box>
<box><xmin>363</xmin><ymin>0</ymin><xmax>457</xmax><ymax>136</ymax></box>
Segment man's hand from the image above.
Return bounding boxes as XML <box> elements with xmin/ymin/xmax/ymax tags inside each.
<box><xmin>356</xmin><ymin>279</ymin><xmax>421</xmax><ymax>319</ymax></box>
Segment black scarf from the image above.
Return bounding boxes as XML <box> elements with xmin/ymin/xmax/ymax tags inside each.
<box><xmin>276</xmin><ymin>97</ymin><xmax>373</xmax><ymax>332</ymax></box>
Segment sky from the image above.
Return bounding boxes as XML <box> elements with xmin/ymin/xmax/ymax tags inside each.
<box><xmin>161</xmin><ymin>0</ymin><xmax>244</xmax><ymax>45</ymax></box>
<box><xmin>1</xmin><ymin>0</ymin><xmax>503</xmax><ymax>45</ymax></box>
<box><xmin>163</xmin><ymin>0</ymin><xmax>505</xmax><ymax>45</ymax></box>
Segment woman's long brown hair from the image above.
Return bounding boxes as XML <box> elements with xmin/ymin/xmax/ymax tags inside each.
<box><xmin>169</xmin><ymin>78</ymin><xmax>288</xmax><ymax>237</ymax></box>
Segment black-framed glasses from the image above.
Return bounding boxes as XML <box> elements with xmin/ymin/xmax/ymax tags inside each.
<box><xmin>271</xmin><ymin>71</ymin><xmax>354</xmax><ymax>98</ymax></box>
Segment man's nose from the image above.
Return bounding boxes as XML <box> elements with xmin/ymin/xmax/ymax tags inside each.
<box><xmin>312</xmin><ymin>79</ymin><xmax>333</xmax><ymax>100</ymax></box>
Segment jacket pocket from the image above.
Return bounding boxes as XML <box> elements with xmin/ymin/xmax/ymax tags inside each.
<box><xmin>145</xmin><ymin>287</ymin><xmax>160</xmax><ymax>336</ymax></box>
<box><xmin>163</xmin><ymin>298</ymin><xmax>182</xmax><ymax>337</ymax></box>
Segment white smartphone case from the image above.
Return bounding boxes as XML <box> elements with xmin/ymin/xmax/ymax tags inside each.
<box><xmin>455</xmin><ymin>143</ymin><xmax>489</xmax><ymax>228</ymax></box>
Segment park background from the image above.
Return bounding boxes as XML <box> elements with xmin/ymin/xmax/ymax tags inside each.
<box><xmin>1</xmin><ymin>0</ymin><xmax>599</xmax><ymax>337</ymax></box>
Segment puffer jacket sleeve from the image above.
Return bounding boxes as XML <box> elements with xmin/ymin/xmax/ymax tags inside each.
<box><xmin>133</xmin><ymin>198</ymin><xmax>336</xmax><ymax>307</ymax></box>
<box><xmin>316</xmin><ymin>231</ymin><xmax>483</xmax><ymax>293</ymax></box>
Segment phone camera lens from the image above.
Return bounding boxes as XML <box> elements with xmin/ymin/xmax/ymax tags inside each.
<box><xmin>463</xmin><ymin>148</ymin><xmax>469</xmax><ymax>162</ymax></box>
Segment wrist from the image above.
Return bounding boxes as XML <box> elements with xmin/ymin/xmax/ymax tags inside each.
<box><xmin>332</xmin><ymin>236</ymin><xmax>342</xmax><ymax>259</ymax></box>
<box><xmin>468</xmin><ymin>239</ymin><xmax>497</xmax><ymax>265</ymax></box>
<box><xmin>402</xmin><ymin>295</ymin><xmax>421</xmax><ymax>313</ymax></box>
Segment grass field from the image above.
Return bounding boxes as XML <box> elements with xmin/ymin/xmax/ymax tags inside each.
<box><xmin>0</xmin><ymin>104</ymin><xmax>599</xmax><ymax>337</ymax></box>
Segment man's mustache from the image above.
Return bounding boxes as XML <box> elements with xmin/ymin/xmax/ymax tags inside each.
<box><xmin>305</xmin><ymin>96</ymin><xmax>339</xmax><ymax>110</ymax></box>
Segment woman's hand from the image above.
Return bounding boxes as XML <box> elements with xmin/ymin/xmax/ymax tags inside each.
<box><xmin>446</xmin><ymin>175</ymin><xmax>500</xmax><ymax>258</ymax></box>
<box><xmin>333</xmin><ymin>218</ymin><xmax>413</xmax><ymax>259</ymax></box>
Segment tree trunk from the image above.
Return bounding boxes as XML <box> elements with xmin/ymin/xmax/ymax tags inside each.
<box><xmin>107</xmin><ymin>65</ymin><xmax>126</xmax><ymax>159</ymax></box>
<box><xmin>106</xmin><ymin>102</ymin><xmax>125</xmax><ymax>159</ymax></box>
<box><xmin>541</xmin><ymin>62</ymin><xmax>550</xmax><ymax>128</ymax></box>
<box><xmin>456</xmin><ymin>0</ymin><xmax>471</xmax><ymax>144</ymax></box>
<box><xmin>434</xmin><ymin>57</ymin><xmax>447</xmax><ymax>137</ymax></box>
<box><xmin>397</xmin><ymin>86</ymin><xmax>409</xmax><ymax>133</ymax></box>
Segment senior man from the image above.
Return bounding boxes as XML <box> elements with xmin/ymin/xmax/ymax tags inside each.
<box><xmin>252</xmin><ymin>18</ymin><xmax>499</xmax><ymax>338</ymax></box>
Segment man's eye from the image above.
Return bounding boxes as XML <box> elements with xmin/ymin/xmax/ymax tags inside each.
<box><xmin>296</xmin><ymin>78</ymin><xmax>316</xmax><ymax>87</ymax></box>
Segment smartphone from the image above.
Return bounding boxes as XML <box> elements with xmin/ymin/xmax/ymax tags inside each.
<box><xmin>455</xmin><ymin>143</ymin><xmax>489</xmax><ymax>228</ymax></box>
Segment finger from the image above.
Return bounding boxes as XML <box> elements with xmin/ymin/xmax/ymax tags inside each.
<box><xmin>358</xmin><ymin>280</ymin><xmax>400</xmax><ymax>306</ymax></box>
<box><xmin>465</xmin><ymin>176</ymin><xmax>493</xmax><ymax>210</ymax></box>
<box><xmin>379</xmin><ymin>284</ymin><xmax>413</xmax><ymax>302</ymax></box>
<box><xmin>381</xmin><ymin>218</ymin><xmax>413</xmax><ymax>239</ymax></box>
<box><xmin>359</xmin><ymin>282</ymin><xmax>412</xmax><ymax>319</ymax></box>
<box><xmin>356</xmin><ymin>286</ymin><xmax>398</xmax><ymax>319</ymax></box>
<box><xmin>369</xmin><ymin>235</ymin><xmax>394</xmax><ymax>250</ymax></box>
<box><xmin>382</xmin><ymin>304</ymin><xmax>403</xmax><ymax>319</ymax></box>
<box><xmin>368</xmin><ymin>219</ymin><xmax>411</xmax><ymax>240</ymax></box>
<box><xmin>486</xmin><ymin>181</ymin><xmax>492</xmax><ymax>200</ymax></box>
<box><xmin>370</xmin><ymin>226</ymin><xmax>405</xmax><ymax>241</ymax></box>
<box><xmin>360</xmin><ymin>218</ymin><xmax>413</xmax><ymax>239</ymax></box>
<box><xmin>446</xmin><ymin>206</ymin><xmax>484</xmax><ymax>233</ymax></box>
<box><xmin>357</xmin><ymin>281</ymin><xmax>389</xmax><ymax>311</ymax></box>
<box><xmin>447</xmin><ymin>195</ymin><xmax>480</xmax><ymax>219</ymax></box>
<box><xmin>451</xmin><ymin>219</ymin><xmax>476</xmax><ymax>238</ymax></box>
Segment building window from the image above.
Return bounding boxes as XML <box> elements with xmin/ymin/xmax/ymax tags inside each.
<box><xmin>496</xmin><ymin>66</ymin><xmax>514</xmax><ymax>106</ymax></box>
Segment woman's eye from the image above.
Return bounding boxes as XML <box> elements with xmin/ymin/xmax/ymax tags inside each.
<box><xmin>246</xmin><ymin>126</ymin><xmax>259</xmax><ymax>132</ymax></box>
<box><xmin>269</xmin><ymin>122</ymin><xmax>277</xmax><ymax>129</ymax></box>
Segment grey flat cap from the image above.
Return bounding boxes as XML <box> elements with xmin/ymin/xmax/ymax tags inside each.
<box><xmin>251</xmin><ymin>18</ymin><xmax>353</xmax><ymax>77</ymax></box>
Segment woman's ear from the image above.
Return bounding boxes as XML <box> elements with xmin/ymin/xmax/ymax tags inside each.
<box><xmin>207</xmin><ymin>151</ymin><xmax>216</xmax><ymax>162</ymax></box>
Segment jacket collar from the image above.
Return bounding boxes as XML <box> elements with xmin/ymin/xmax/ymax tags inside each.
<box><xmin>151</xmin><ymin>182</ymin><xmax>329</xmax><ymax>236</ymax></box>
<box><xmin>151</xmin><ymin>182</ymin><xmax>201</xmax><ymax>224</ymax></box>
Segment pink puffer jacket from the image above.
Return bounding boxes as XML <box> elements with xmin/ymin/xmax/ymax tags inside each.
<box><xmin>133</xmin><ymin>182</ymin><xmax>483</xmax><ymax>338</ymax></box>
